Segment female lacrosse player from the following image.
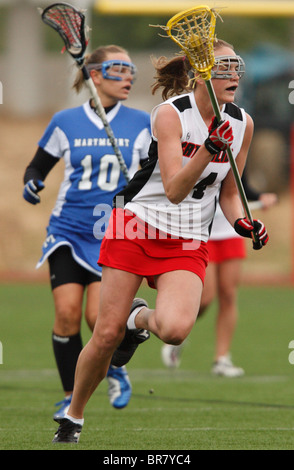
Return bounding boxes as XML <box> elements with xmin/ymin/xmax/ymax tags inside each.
<box><xmin>52</xmin><ymin>39</ymin><xmax>269</xmax><ymax>443</ymax></box>
<box><xmin>23</xmin><ymin>45</ymin><xmax>151</xmax><ymax>418</ymax></box>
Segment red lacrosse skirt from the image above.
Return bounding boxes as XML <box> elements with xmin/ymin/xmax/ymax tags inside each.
<box><xmin>98</xmin><ymin>208</ymin><xmax>209</xmax><ymax>288</ymax></box>
<box><xmin>207</xmin><ymin>237</ymin><xmax>246</xmax><ymax>264</ymax></box>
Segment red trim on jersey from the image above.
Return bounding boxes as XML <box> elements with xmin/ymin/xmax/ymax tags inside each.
<box><xmin>207</xmin><ymin>237</ymin><xmax>246</xmax><ymax>263</ymax></box>
<box><xmin>98</xmin><ymin>208</ymin><xmax>209</xmax><ymax>288</ymax></box>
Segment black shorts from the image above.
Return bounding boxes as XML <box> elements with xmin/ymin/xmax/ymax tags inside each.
<box><xmin>48</xmin><ymin>245</ymin><xmax>101</xmax><ymax>290</ymax></box>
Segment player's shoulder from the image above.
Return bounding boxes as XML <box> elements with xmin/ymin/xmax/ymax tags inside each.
<box><xmin>223</xmin><ymin>102</ymin><xmax>245</xmax><ymax>121</ymax></box>
<box><xmin>168</xmin><ymin>93</ymin><xmax>193</xmax><ymax>113</ymax></box>
<box><xmin>223</xmin><ymin>103</ymin><xmax>253</xmax><ymax>132</ymax></box>
<box><xmin>51</xmin><ymin>105</ymin><xmax>85</xmax><ymax>124</ymax></box>
<box><xmin>119</xmin><ymin>104</ymin><xmax>150</xmax><ymax>123</ymax></box>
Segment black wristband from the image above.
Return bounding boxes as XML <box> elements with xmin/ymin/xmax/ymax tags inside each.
<box><xmin>204</xmin><ymin>137</ymin><xmax>220</xmax><ymax>155</ymax></box>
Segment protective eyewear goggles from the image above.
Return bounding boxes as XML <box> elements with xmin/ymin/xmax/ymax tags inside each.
<box><xmin>211</xmin><ymin>55</ymin><xmax>245</xmax><ymax>80</ymax></box>
<box><xmin>87</xmin><ymin>60</ymin><xmax>137</xmax><ymax>83</ymax></box>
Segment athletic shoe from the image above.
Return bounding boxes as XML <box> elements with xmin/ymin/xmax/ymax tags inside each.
<box><xmin>161</xmin><ymin>343</ymin><xmax>184</xmax><ymax>368</ymax></box>
<box><xmin>106</xmin><ymin>365</ymin><xmax>132</xmax><ymax>409</ymax></box>
<box><xmin>53</xmin><ymin>395</ymin><xmax>72</xmax><ymax>422</ymax></box>
<box><xmin>111</xmin><ymin>298</ymin><xmax>150</xmax><ymax>367</ymax></box>
<box><xmin>52</xmin><ymin>418</ymin><xmax>82</xmax><ymax>444</ymax></box>
<box><xmin>211</xmin><ymin>354</ymin><xmax>245</xmax><ymax>378</ymax></box>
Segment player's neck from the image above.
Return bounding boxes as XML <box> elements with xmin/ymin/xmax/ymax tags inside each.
<box><xmin>90</xmin><ymin>99</ymin><xmax>116</xmax><ymax>114</ymax></box>
<box><xmin>194</xmin><ymin>90</ymin><xmax>224</xmax><ymax>127</ymax></box>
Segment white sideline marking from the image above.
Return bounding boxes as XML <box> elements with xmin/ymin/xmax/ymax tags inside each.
<box><xmin>129</xmin><ymin>427</ymin><xmax>294</xmax><ymax>432</ymax></box>
<box><xmin>0</xmin><ymin>368</ymin><xmax>289</xmax><ymax>384</ymax></box>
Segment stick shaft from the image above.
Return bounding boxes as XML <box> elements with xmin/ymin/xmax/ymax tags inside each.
<box><xmin>41</xmin><ymin>4</ymin><xmax>130</xmax><ymax>184</ymax></box>
<box><xmin>82</xmin><ymin>67</ymin><xmax>130</xmax><ymax>183</ymax></box>
<box><xmin>205</xmin><ymin>80</ymin><xmax>261</xmax><ymax>249</ymax></box>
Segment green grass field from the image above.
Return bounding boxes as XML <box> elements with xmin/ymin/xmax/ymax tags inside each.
<box><xmin>0</xmin><ymin>282</ymin><xmax>294</xmax><ymax>451</ymax></box>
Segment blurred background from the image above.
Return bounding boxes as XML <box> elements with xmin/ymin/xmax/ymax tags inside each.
<box><xmin>0</xmin><ymin>0</ymin><xmax>293</xmax><ymax>284</ymax></box>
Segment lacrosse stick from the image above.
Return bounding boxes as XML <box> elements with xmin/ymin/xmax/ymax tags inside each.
<box><xmin>164</xmin><ymin>5</ymin><xmax>261</xmax><ymax>249</ymax></box>
<box><xmin>40</xmin><ymin>2</ymin><xmax>130</xmax><ymax>183</ymax></box>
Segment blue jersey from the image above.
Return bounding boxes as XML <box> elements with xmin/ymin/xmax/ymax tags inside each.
<box><xmin>37</xmin><ymin>101</ymin><xmax>151</xmax><ymax>274</ymax></box>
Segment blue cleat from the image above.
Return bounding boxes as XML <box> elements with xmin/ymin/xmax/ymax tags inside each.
<box><xmin>106</xmin><ymin>365</ymin><xmax>132</xmax><ymax>409</ymax></box>
<box><xmin>53</xmin><ymin>395</ymin><xmax>72</xmax><ymax>422</ymax></box>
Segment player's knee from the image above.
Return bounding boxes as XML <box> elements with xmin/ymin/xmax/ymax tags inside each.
<box><xmin>54</xmin><ymin>304</ymin><xmax>82</xmax><ymax>336</ymax></box>
<box><xmin>85</xmin><ymin>308</ymin><xmax>98</xmax><ymax>331</ymax></box>
<box><xmin>92</xmin><ymin>322</ymin><xmax>125</xmax><ymax>354</ymax></box>
<box><xmin>219</xmin><ymin>288</ymin><xmax>236</xmax><ymax>309</ymax></box>
<box><xmin>159</xmin><ymin>323</ymin><xmax>190</xmax><ymax>346</ymax></box>
<box><xmin>161</xmin><ymin>333</ymin><xmax>185</xmax><ymax>346</ymax></box>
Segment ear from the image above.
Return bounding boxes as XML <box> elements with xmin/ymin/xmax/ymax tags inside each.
<box><xmin>90</xmin><ymin>69</ymin><xmax>102</xmax><ymax>86</ymax></box>
<box><xmin>195</xmin><ymin>76</ymin><xmax>206</xmax><ymax>86</ymax></box>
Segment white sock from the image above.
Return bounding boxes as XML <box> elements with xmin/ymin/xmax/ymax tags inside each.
<box><xmin>127</xmin><ymin>306</ymin><xmax>145</xmax><ymax>329</ymax></box>
<box><xmin>65</xmin><ymin>413</ymin><xmax>84</xmax><ymax>426</ymax></box>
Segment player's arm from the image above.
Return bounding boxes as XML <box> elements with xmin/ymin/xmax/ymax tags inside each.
<box><xmin>219</xmin><ymin>113</ymin><xmax>254</xmax><ymax>225</ymax></box>
<box><xmin>219</xmin><ymin>114</ymin><xmax>269</xmax><ymax>246</ymax></box>
<box><xmin>23</xmin><ymin>147</ymin><xmax>58</xmax><ymax>204</ymax></box>
<box><xmin>155</xmin><ymin>105</ymin><xmax>215</xmax><ymax>204</ymax></box>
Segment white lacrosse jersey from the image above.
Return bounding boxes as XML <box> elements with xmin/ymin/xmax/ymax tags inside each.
<box><xmin>37</xmin><ymin>100</ymin><xmax>151</xmax><ymax>273</ymax></box>
<box><xmin>210</xmin><ymin>202</ymin><xmax>241</xmax><ymax>240</ymax></box>
<box><xmin>115</xmin><ymin>92</ymin><xmax>247</xmax><ymax>241</ymax></box>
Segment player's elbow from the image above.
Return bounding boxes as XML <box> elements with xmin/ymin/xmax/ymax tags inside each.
<box><xmin>165</xmin><ymin>186</ymin><xmax>186</xmax><ymax>205</ymax></box>
<box><xmin>166</xmin><ymin>193</ymin><xmax>183</xmax><ymax>205</ymax></box>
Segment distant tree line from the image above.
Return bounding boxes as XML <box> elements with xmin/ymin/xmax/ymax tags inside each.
<box><xmin>90</xmin><ymin>13</ymin><xmax>293</xmax><ymax>52</ymax></box>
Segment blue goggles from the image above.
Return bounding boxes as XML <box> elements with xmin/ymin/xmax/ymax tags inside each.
<box><xmin>87</xmin><ymin>60</ymin><xmax>137</xmax><ymax>82</ymax></box>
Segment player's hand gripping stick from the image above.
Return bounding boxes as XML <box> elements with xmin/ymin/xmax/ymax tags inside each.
<box><xmin>234</xmin><ymin>217</ymin><xmax>269</xmax><ymax>248</ymax></box>
<box><xmin>204</xmin><ymin>116</ymin><xmax>234</xmax><ymax>155</ymax></box>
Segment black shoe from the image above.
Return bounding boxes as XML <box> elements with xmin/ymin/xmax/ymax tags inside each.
<box><xmin>111</xmin><ymin>298</ymin><xmax>150</xmax><ymax>367</ymax></box>
<box><xmin>52</xmin><ymin>417</ymin><xmax>82</xmax><ymax>443</ymax></box>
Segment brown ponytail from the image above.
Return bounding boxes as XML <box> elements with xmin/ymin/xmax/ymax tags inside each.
<box><xmin>151</xmin><ymin>55</ymin><xmax>192</xmax><ymax>101</ymax></box>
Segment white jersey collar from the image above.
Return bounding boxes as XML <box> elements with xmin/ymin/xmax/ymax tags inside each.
<box><xmin>83</xmin><ymin>100</ymin><xmax>122</xmax><ymax>130</ymax></box>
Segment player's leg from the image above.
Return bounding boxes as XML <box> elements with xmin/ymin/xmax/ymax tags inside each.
<box><xmin>161</xmin><ymin>262</ymin><xmax>216</xmax><ymax>368</ymax></box>
<box><xmin>135</xmin><ymin>270</ymin><xmax>203</xmax><ymax>345</ymax></box>
<box><xmin>212</xmin><ymin>258</ymin><xmax>244</xmax><ymax>377</ymax></box>
<box><xmin>52</xmin><ymin>282</ymin><xmax>84</xmax><ymax>419</ymax></box>
<box><xmin>49</xmin><ymin>246</ymin><xmax>90</xmax><ymax>420</ymax></box>
<box><xmin>84</xmin><ymin>281</ymin><xmax>101</xmax><ymax>331</ymax></box>
<box><xmin>215</xmin><ymin>259</ymin><xmax>240</xmax><ymax>357</ymax></box>
<box><xmin>66</xmin><ymin>267</ymin><xmax>143</xmax><ymax>420</ymax></box>
<box><xmin>198</xmin><ymin>261</ymin><xmax>217</xmax><ymax>316</ymax></box>
<box><xmin>52</xmin><ymin>283</ymin><xmax>84</xmax><ymax>337</ymax></box>
<box><xmin>85</xmin><ymin>281</ymin><xmax>132</xmax><ymax>409</ymax></box>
